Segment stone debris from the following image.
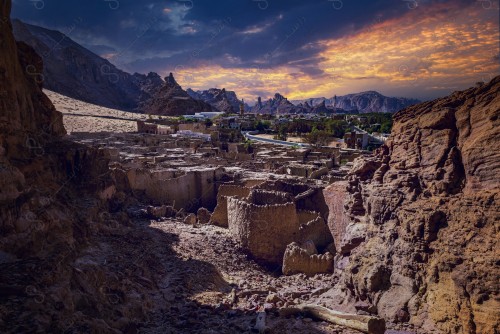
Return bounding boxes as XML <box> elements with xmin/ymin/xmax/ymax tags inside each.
<box><xmin>146</xmin><ymin>205</ymin><xmax>176</xmax><ymax>219</ymax></box>
<box><xmin>197</xmin><ymin>207</ymin><xmax>212</xmax><ymax>224</ymax></box>
<box><xmin>183</xmin><ymin>213</ymin><xmax>197</xmax><ymax>225</ymax></box>
<box><xmin>282</xmin><ymin>242</ymin><xmax>334</xmax><ymax>276</ymax></box>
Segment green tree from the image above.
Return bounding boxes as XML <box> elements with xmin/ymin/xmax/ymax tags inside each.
<box><xmin>274</xmin><ymin>124</ymin><xmax>288</xmax><ymax>141</ymax></box>
<box><xmin>304</xmin><ymin>129</ymin><xmax>330</xmax><ymax>147</ymax></box>
<box><xmin>204</xmin><ymin>118</ymin><xmax>213</xmax><ymax>127</ymax></box>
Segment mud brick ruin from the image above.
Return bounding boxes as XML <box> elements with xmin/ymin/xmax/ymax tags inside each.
<box><xmin>68</xmin><ymin>131</ymin><xmax>352</xmax><ymax>274</ymax></box>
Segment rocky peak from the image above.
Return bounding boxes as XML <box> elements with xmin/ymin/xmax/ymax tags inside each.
<box><xmin>274</xmin><ymin>93</ymin><xmax>286</xmax><ymax>101</ymax></box>
<box><xmin>140</xmin><ymin>73</ymin><xmax>212</xmax><ymax>116</ymax></box>
<box><xmin>165</xmin><ymin>72</ymin><xmax>179</xmax><ymax>87</ymax></box>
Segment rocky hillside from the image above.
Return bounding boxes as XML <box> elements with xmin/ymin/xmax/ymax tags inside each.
<box><xmin>12</xmin><ymin>19</ymin><xmax>163</xmax><ymax>111</ymax></box>
<box><xmin>140</xmin><ymin>73</ymin><xmax>213</xmax><ymax>116</ymax></box>
<box><xmin>187</xmin><ymin>88</ymin><xmax>249</xmax><ymax>113</ymax></box>
<box><xmin>1</xmin><ymin>4</ymin><xmax>190</xmax><ymax>332</ymax></box>
<box><xmin>293</xmin><ymin>91</ymin><xmax>420</xmax><ymax>113</ymax></box>
<box><xmin>322</xmin><ymin>77</ymin><xmax>500</xmax><ymax>333</ymax></box>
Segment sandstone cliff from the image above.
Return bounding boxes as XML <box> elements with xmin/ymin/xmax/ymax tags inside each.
<box><xmin>323</xmin><ymin>77</ymin><xmax>500</xmax><ymax>333</ymax></box>
<box><xmin>292</xmin><ymin>91</ymin><xmax>420</xmax><ymax>113</ymax></box>
<box><xmin>251</xmin><ymin>93</ymin><xmax>308</xmax><ymax>114</ymax></box>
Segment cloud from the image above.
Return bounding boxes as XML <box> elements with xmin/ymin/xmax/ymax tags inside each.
<box><xmin>11</xmin><ymin>0</ymin><xmax>499</xmax><ymax>101</ymax></box>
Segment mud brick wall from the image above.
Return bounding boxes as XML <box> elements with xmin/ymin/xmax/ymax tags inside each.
<box><xmin>227</xmin><ymin>198</ymin><xmax>299</xmax><ymax>266</ymax></box>
<box><xmin>210</xmin><ymin>184</ymin><xmax>252</xmax><ymax>227</ymax></box>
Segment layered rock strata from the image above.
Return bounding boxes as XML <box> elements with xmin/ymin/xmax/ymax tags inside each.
<box><xmin>322</xmin><ymin>76</ymin><xmax>500</xmax><ymax>333</ymax></box>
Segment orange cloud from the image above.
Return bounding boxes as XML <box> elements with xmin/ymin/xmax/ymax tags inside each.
<box><xmin>173</xmin><ymin>3</ymin><xmax>499</xmax><ymax>102</ymax></box>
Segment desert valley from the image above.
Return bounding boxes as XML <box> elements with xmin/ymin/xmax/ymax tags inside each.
<box><xmin>1</xmin><ymin>0</ymin><xmax>499</xmax><ymax>333</ymax></box>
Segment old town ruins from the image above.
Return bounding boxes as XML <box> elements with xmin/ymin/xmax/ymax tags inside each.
<box><xmin>69</xmin><ymin>126</ymin><xmax>357</xmax><ymax>277</ymax></box>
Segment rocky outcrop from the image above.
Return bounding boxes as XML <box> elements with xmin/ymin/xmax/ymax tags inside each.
<box><xmin>1</xmin><ymin>21</ymin><xmax>65</xmax><ymax>139</ymax></box>
<box><xmin>187</xmin><ymin>88</ymin><xmax>249</xmax><ymax>113</ymax></box>
<box><xmin>322</xmin><ymin>77</ymin><xmax>500</xmax><ymax>333</ymax></box>
<box><xmin>140</xmin><ymin>73</ymin><xmax>213</xmax><ymax>116</ymax></box>
<box><xmin>0</xmin><ymin>4</ymin><xmax>165</xmax><ymax>332</ymax></box>
<box><xmin>12</xmin><ymin>20</ymin><xmax>164</xmax><ymax>111</ymax></box>
<box><xmin>251</xmin><ymin>93</ymin><xmax>306</xmax><ymax>114</ymax></box>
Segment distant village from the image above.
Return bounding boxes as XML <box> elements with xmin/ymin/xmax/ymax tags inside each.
<box><xmin>137</xmin><ymin>101</ymin><xmax>392</xmax><ymax>151</ymax></box>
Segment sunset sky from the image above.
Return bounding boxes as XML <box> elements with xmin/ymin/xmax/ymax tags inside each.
<box><xmin>12</xmin><ymin>0</ymin><xmax>500</xmax><ymax>103</ymax></box>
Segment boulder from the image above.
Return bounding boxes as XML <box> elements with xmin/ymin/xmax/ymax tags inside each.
<box><xmin>183</xmin><ymin>213</ymin><xmax>196</xmax><ymax>225</ymax></box>
<box><xmin>197</xmin><ymin>207</ymin><xmax>211</xmax><ymax>224</ymax></box>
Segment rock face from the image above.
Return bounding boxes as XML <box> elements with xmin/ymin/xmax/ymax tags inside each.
<box><xmin>12</xmin><ymin>19</ymin><xmax>164</xmax><ymax>111</ymax></box>
<box><xmin>1</xmin><ymin>22</ymin><xmax>65</xmax><ymax>139</ymax></box>
<box><xmin>140</xmin><ymin>73</ymin><xmax>213</xmax><ymax>116</ymax></box>
<box><xmin>0</xmin><ymin>5</ymin><xmax>160</xmax><ymax>331</ymax></box>
<box><xmin>330</xmin><ymin>91</ymin><xmax>420</xmax><ymax>113</ymax></box>
<box><xmin>323</xmin><ymin>77</ymin><xmax>500</xmax><ymax>333</ymax></box>
<box><xmin>187</xmin><ymin>88</ymin><xmax>249</xmax><ymax>113</ymax></box>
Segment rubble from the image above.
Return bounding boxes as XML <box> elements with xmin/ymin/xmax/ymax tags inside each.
<box><xmin>282</xmin><ymin>242</ymin><xmax>334</xmax><ymax>276</ymax></box>
<box><xmin>183</xmin><ymin>213</ymin><xmax>197</xmax><ymax>225</ymax></box>
<box><xmin>196</xmin><ymin>207</ymin><xmax>212</xmax><ymax>224</ymax></box>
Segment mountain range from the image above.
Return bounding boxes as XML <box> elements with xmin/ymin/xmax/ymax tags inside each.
<box><xmin>12</xmin><ymin>19</ymin><xmax>212</xmax><ymax>116</ymax></box>
<box><xmin>12</xmin><ymin>19</ymin><xmax>165</xmax><ymax>111</ymax></box>
<box><xmin>291</xmin><ymin>91</ymin><xmax>420</xmax><ymax>113</ymax></box>
<box><xmin>13</xmin><ymin>19</ymin><xmax>420</xmax><ymax>115</ymax></box>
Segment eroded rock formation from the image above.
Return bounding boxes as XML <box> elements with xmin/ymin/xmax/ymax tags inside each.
<box><xmin>322</xmin><ymin>77</ymin><xmax>500</xmax><ymax>333</ymax></box>
<box><xmin>140</xmin><ymin>73</ymin><xmax>213</xmax><ymax>116</ymax></box>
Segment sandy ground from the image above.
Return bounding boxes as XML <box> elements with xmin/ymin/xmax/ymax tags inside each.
<box><xmin>253</xmin><ymin>134</ymin><xmax>344</xmax><ymax>148</ymax></box>
<box><xmin>253</xmin><ymin>134</ymin><xmax>304</xmax><ymax>143</ymax></box>
<box><xmin>44</xmin><ymin>90</ymin><xmax>165</xmax><ymax>133</ymax></box>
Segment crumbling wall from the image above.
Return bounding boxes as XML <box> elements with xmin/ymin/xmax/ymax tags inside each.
<box><xmin>210</xmin><ymin>184</ymin><xmax>251</xmax><ymax>227</ymax></box>
<box><xmin>297</xmin><ymin>214</ymin><xmax>334</xmax><ymax>252</ymax></box>
<box><xmin>282</xmin><ymin>242</ymin><xmax>334</xmax><ymax>276</ymax></box>
<box><xmin>227</xmin><ymin>197</ymin><xmax>299</xmax><ymax>266</ymax></box>
<box><xmin>247</xmin><ymin>189</ymin><xmax>292</xmax><ymax>205</ymax></box>
<box><xmin>295</xmin><ymin>187</ymin><xmax>330</xmax><ymax>222</ymax></box>
<box><xmin>126</xmin><ymin>167</ymin><xmax>223</xmax><ymax>211</ymax></box>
